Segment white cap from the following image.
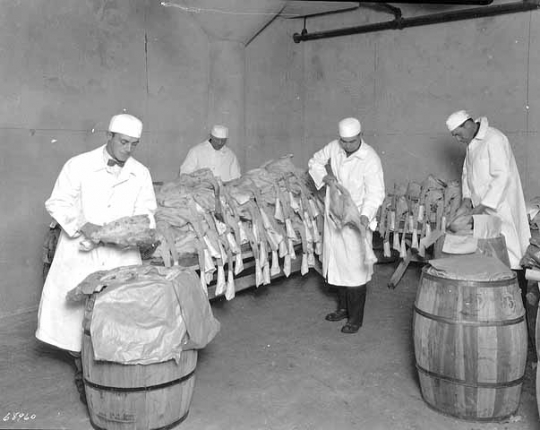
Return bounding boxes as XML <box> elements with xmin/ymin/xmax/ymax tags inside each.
<box><xmin>108</xmin><ymin>114</ymin><xmax>143</xmax><ymax>139</ymax></box>
<box><xmin>211</xmin><ymin>125</ymin><xmax>228</xmax><ymax>139</ymax></box>
<box><xmin>338</xmin><ymin>117</ymin><xmax>361</xmax><ymax>138</ymax></box>
<box><xmin>446</xmin><ymin>110</ymin><xmax>471</xmax><ymax>132</ymax></box>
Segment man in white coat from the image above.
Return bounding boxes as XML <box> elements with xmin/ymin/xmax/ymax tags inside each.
<box><xmin>179</xmin><ymin>124</ymin><xmax>241</xmax><ymax>182</ymax></box>
<box><xmin>309</xmin><ymin>117</ymin><xmax>385</xmax><ymax>334</ymax></box>
<box><xmin>446</xmin><ymin>110</ymin><xmax>530</xmax><ymax>293</ymax></box>
<box><xmin>36</xmin><ymin>113</ymin><xmax>157</xmax><ymax>403</ymax></box>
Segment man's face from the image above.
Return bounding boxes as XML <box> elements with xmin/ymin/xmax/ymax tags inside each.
<box><xmin>451</xmin><ymin>120</ymin><xmax>476</xmax><ymax>145</ymax></box>
<box><xmin>106</xmin><ymin>132</ymin><xmax>139</xmax><ymax>162</ymax></box>
<box><xmin>210</xmin><ymin>136</ymin><xmax>227</xmax><ymax>151</ymax></box>
<box><xmin>339</xmin><ymin>134</ymin><xmax>362</xmax><ymax>155</ymax></box>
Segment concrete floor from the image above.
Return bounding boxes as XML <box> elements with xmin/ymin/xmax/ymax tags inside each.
<box><xmin>1</xmin><ymin>263</ymin><xmax>540</xmax><ymax>430</ymax></box>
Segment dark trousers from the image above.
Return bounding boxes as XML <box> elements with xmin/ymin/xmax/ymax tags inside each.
<box><xmin>514</xmin><ymin>268</ymin><xmax>538</xmax><ymax>354</ymax></box>
<box><xmin>328</xmin><ymin>284</ymin><xmax>367</xmax><ymax>327</ymax></box>
<box><xmin>513</xmin><ymin>269</ymin><xmax>527</xmax><ymax>305</ymax></box>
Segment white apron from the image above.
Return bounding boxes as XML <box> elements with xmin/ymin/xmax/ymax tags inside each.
<box><xmin>36</xmin><ymin>234</ymin><xmax>141</xmax><ymax>352</ymax></box>
<box><xmin>322</xmin><ymin>200</ymin><xmax>375</xmax><ymax>286</ymax></box>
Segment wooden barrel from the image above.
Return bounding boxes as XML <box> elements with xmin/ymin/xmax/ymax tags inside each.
<box><xmin>433</xmin><ymin>234</ymin><xmax>511</xmax><ymax>268</ymax></box>
<box><xmin>413</xmin><ymin>265</ymin><xmax>527</xmax><ymax>421</ymax></box>
<box><xmin>81</xmin><ymin>294</ymin><xmax>197</xmax><ymax>430</ymax></box>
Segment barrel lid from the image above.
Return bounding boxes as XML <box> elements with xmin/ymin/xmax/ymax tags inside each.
<box><xmin>426</xmin><ymin>254</ymin><xmax>514</xmax><ymax>281</ymax></box>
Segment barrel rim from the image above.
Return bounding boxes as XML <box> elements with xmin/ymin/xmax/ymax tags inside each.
<box><xmin>421</xmin><ymin>266</ymin><xmax>516</xmax><ymax>286</ymax></box>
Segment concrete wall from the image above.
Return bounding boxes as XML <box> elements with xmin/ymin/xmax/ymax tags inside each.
<box><xmin>4</xmin><ymin>1</ymin><xmax>540</xmax><ymax>316</ymax></box>
<box><xmin>0</xmin><ymin>0</ymin><xmax>210</xmax><ymax>317</ymax></box>
<box><xmin>261</xmin><ymin>5</ymin><xmax>540</xmax><ymax>199</ymax></box>
<box><xmin>245</xmin><ymin>17</ymin><xmax>304</xmax><ymax>170</ymax></box>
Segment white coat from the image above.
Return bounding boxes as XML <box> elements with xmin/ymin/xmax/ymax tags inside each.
<box><xmin>179</xmin><ymin>140</ymin><xmax>241</xmax><ymax>182</ymax></box>
<box><xmin>462</xmin><ymin>117</ymin><xmax>530</xmax><ymax>269</ymax></box>
<box><xmin>36</xmin><ymin>145</ymin><xmax>157</xmax><ymax>352</ymax></box>
<box><xmin>309</xmin><ymin>140</ymin><xmax>385</xmax><ymax>286</ymax></box>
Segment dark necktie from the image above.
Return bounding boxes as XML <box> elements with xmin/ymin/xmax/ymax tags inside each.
<box><xmin>107</xmin><ymin>158</ymin><xmax>125</xmax><ymax>168</ymax></box>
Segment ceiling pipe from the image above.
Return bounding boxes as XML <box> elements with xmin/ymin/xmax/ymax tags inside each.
<box><xmin>297</xmin><ymin>0</ymin><xmax>493</xmax><ymax>4</ymax></box>
<box><xmin>285</xmin><ymin>5</ymin><xmax>360</xmax><ymax>19</ymax></box>
<box><xmin>293</xmin><ymin>0</ymin><xmax>540</xmax><ymax>42</ymax></box>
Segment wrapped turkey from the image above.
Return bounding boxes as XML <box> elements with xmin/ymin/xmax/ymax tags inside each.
<box><xmin>81</xmin><ymin>215</ymin><xmax>156</xmax><ymax>250</ymax></box>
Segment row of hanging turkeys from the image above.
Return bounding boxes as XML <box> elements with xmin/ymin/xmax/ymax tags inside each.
<box><xmin>376</xmin><ymin>175</ymin><xmax>463</xmax><ymax>258</ymax></box>
<box><xmin>150</xmin><ymin>155</ymin><xmax>326</xmax><ymax>299</ymax></box>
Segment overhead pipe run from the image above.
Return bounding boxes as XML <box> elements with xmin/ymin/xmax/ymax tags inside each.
<box><xmin>300</xmin><ymin>0</ymin><xmax>493</xmax><ymax>3</ymax></box>
<box><xmin>293</xmin><ymin>0</ymin><xmax>540</xmax><ymax>42</ymax></box>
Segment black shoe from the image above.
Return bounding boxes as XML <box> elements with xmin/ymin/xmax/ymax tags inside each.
<box><xmin>325</xmin><ymin>309</ymin><xmax>348</xmax><ymax>321</ymax></box>
<box><xmin>341</xmin><ymin>323</ymin><xmax>361</xmax><ymax>334</ymax></box>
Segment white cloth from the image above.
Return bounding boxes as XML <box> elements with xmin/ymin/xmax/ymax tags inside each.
<box><xmin>461</xmin><ymin>117</ymin><xmax>530</xmax><ymax>269</ymax></box>
<box><xmin>472</xmin><ymin>214</ymin><xmax>502</xmax><ymax>239</ymax></box>
<box><xmin>36</xmin><ymin>145</ymin><xmax>157</xmax><ymax>352</ymax></box>
<box><xmin>309</xmin><ymin>140</ymin><xmax>385</xmax><ymax>286</ymax></box>
<box><xmin>179</xmin><ymin>140</ymin><xmax>241</xmax><ymax>182</ymax></box>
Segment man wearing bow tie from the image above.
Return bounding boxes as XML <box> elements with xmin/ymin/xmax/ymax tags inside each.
<box><xmin>35</xmin><ymin>113</ymin><xmax>157</xmax><ymax>404</ymax></box>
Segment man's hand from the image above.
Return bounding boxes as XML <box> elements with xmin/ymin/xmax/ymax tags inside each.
<box><xmin>472</xmin><ymin>204</ymin><xmax>488</xmax><ymax>215</ymax></box>
<box><xmin>358</xmin><ymin>215</ymin><xmax>370</xmax><ymax>236</ymax></box>
<box><xmin>447</xmin><ymin>214</ymin><xmax>473</xmax><ymax>234</ymax></box>
<box><xmin>455</xmin><ymin>198</ymin><xmax>473</xmax><ymax>218</ymax></box>
<box><xmin>323</xmin><ymin>174</ymin><xmax>337</xmax><ymax>185</ymax></box>
<box><xmin>79</xmin><ymin>222</ymin><xmax>101</xmax><ymax>240</ymax></box>
<box><xmin>360</xmin><ymin>215</ymin><xmax>369</xmax><ymax>228</ymax></box>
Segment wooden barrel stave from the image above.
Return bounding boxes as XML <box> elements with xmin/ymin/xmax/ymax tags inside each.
<box><xmin>413</xmin><ymin>268</ymin><xmax>527</xmax><ymax>421</ymax></box>
<box><xmin>534</xmin><ymin>300</ymin><xmax>540</xmax><ymax>414</ymax></box>
<box><xmin>83</xmin><ymin>332</ymin><xmax>197</xmax><ymax>430</ymax></box>
<box><xmin>417</xmin><ymin>372</ymin><xmax>522</xmax><ymax>421</ymax></box>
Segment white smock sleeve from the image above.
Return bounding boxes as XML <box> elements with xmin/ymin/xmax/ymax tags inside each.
<box><xmin>308</xmin><ymin>142</ymin><xmax>333</xmax><ymax>190</ymax></box>
<box><xmin>134</xmin><ymin>168</ymin><xmax>158</xmax><ymax>229</ymax></box>
<box><xmin>461</xmin><ymin>157</ymin><xmax>471</xmax><ymax>200</ymax></box>
<box><xmin>481</xmin><ymin>137</ymin><xmax>511</xmax><ymax>210</ymax></box>
<box><xmin>229</xmin><ymin>153</ymin><xmax>241</xmax><ymax>180</ymax></box>
<box><xmin>45</xmin><ymin>158</ymin><xmax>85</xmax><ymax>238</ymax></box>
<box><xmin>179</xmin><ymin>147</ymin><xmax>198</xmax><ymax>176</ymax></box>
<box><xmin>360</xmin><ymin>155</ymin><xmax>385</xmax><ymax>224</ymax></box>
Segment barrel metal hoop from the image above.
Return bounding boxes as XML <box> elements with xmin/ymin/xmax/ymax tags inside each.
<box><xmin>413</xmin><ymin>305</ymin><xmax>525</xmax><ymax>327</ymax></box>
<box><xmin>90</xmin><ymin>410</ymin><xmax>189</xmax><ymax>430</ymax></box>
<box><xmin>421</xmin><ymin>397</ymin><xmax>517</xmax><ymax>422</ymax></box>
<box><xmin>421</xmin><ymin>270</ymin><xmax>516</xmax><ymax>287</ymax></box>
<box><xmin>416</xmin><ymin>363</ymin><xmax>524</xmax><ymax>389</ymax></box>
<box><xmin>84</xmin><ymin>368</ymin><xmax>196</xmax><ymax>393</ymax></box>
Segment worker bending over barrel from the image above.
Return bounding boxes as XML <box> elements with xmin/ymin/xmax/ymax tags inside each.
<box><xmin>446</xmin><ymin>110</ymin><xmax>530</xmax><ymax>297</ymax></box>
